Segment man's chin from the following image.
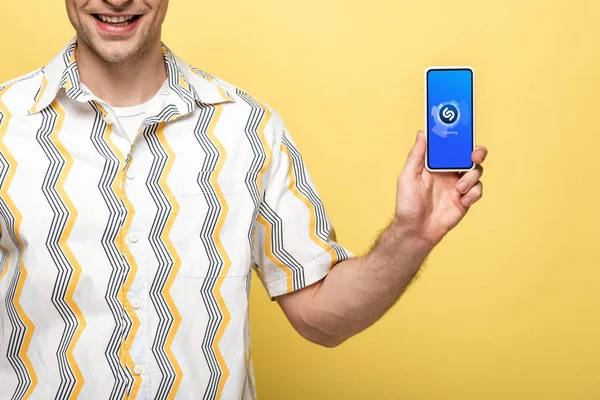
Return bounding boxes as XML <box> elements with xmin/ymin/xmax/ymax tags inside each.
<box><xmin>77</xmin><ymin>27</ymin><xmax>156</xmax><ymax>65</ymax></box>
<box><xmin>91</xmin><ymin>41</ymin><xmax>140</xmax><ymax>64</ymax></box>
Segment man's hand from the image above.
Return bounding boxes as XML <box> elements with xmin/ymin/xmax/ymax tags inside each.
<box><xmin>396</xmin><ymin>130</ymin><xmax>487</xmax><ymax>248</ymax></box>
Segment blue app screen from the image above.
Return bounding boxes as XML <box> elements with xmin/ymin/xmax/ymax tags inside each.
<box><xmin>427</xmin><ymin>69</ymin><xmax>473</xmax><ymax>169</ymax></box>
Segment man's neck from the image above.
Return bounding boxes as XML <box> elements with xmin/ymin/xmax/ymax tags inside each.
<box><xmin>75</xmin><ymin>38</ymin><xmax>168</xmax><ymax>108</ymax></box>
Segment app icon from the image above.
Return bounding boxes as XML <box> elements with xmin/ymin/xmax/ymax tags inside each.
<box><xmin>439</xmin><ymin>103</ymin><xmax>459</xmax><ymax>125</ymax></box>
<box><xmin>431</xmin><ymin>100</ymin><xmax>468</xmax><ymax>138</ymax></box>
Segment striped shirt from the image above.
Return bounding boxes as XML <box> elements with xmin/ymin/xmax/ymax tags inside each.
<box><xmin>0</xmin><ymin>38</ymin><xmax>352</xmax><ymax>400</ymax></box>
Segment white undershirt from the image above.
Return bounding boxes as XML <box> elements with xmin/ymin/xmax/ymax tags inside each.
<box><xmin>81</xmin><ymin>80</ymin><xmax>168</xmax><ymax>143</ymax></box>
<box><xmin>111</xmin><ymin>100</ymin><xmax>153</xmax><ymax>143</ymax></box>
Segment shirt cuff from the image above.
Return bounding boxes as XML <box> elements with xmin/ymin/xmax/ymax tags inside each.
<box><xmin>259</xmin><ymin>250</ymin><xmax>347</xmax><ymax>301</ymax></box>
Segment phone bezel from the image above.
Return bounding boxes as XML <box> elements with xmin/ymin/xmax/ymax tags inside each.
<box><xmin>424</xmin><ymin>66</ymin><xmax>476</xmax><ymax>173</ymax></box>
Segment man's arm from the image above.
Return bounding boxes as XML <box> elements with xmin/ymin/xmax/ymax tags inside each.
<box><xmin>277</xmin><ymin>131</ymin><xmax>487</xmax><ymax>347</ymax></box>
<box><xmin>277</xmin><ymin>219</ymin><xmax>433</xmax><ymax>347</ymax></box>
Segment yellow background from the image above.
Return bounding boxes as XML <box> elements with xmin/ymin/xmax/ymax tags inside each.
<box><xmin>2</xmin><ymin>0</ymin><xmax>599</xmax><ymax>398</ymax></box>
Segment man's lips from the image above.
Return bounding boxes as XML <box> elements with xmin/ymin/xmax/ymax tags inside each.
<box><xmin>92</xmin><ymin>13</ymin><xmax>143</xmax><ymax>35</ymax></box>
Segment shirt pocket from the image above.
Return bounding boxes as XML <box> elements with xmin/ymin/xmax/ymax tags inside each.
<box><xmin>172</xmin><ymin>187</ymin><xmax>256</xmax><ymax>279</ymax></box>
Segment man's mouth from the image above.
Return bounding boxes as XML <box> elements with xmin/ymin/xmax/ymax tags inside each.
<box><xmin>93</xmin><ymin>14</ymin><xmax>142</xmax><ymax>27</ymax></box>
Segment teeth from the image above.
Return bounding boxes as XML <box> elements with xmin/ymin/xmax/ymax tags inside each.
<box><xmin>98</xmin><ymin>15</ymin><xmax>135</xmax><ymax>23</ymax></box>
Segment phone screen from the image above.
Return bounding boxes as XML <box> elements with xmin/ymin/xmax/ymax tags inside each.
<box><xmin>426</xmin><ymin>68</ymin><xmax>474</xmax><ymax>170</ymax></box>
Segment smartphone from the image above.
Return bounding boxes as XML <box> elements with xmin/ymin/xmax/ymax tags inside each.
<box><xmin>424</xmin><ymin>66</ymin><xmax>475</xmax><ymax>172</ymax></box>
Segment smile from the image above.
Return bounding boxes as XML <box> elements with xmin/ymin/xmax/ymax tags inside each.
<box><xmin>93</xmin><ymin>14</ymin><xmax>141</xmax><ymax>27</ymax></box>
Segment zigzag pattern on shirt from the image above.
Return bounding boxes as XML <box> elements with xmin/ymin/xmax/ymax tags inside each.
<box><xmin>37</xmin><ymin>100</ymin><xmax>86</xmax><ymax>399</ymax></box>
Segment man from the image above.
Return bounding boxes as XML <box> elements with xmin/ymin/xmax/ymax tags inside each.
<box><xmin>0</xmin><ymin>0</ymin><xmax>487</xmax><ymax>398</ymax></box>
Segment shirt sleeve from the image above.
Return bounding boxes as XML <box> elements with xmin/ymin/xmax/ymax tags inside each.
<box><xmin>252</xmin><ymin>111</ymin><xmax>354</xmax><ymax>300</ymax></box>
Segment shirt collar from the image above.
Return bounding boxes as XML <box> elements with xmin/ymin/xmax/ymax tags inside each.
<box><xmin>28</xmin><ymin>37</ymin><xmax>235</xmax><ymax>116</ymax></box>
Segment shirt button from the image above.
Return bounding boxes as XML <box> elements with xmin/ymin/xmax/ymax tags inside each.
<box><xmin>103</xmin><ymin>114</ymin><xmax>114</xmax><ymax>125</ymax></box>
<box><xmin>131</xmin><ymin>298</ymin><xmax>141</xmax><ymax>310</ymax></box>
<box><xmin>126</xmin><ymin>171</ymin><xmax>135</xmax><ymax>180</ymax></box>
<box><xmin>129</xmin><ymin>233</ymin><xmax>139</xmax><ymax>243</ymax></box>
<box><xmin>133</xmin><ymin>365</ymin><xmax>143</xmax><ymax>375</ymax></box>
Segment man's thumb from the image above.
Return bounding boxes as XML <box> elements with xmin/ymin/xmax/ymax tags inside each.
<box><xmin>403</xmin><ymin>130</ymin><xmax>426</xmax><ymax>175</ymax></box>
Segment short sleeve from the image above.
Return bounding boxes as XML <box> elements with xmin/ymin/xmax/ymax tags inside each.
<box><xmin>252</xmin><ymin>112</ymin><xmax>354</xmax><ymax>300</ymax></box>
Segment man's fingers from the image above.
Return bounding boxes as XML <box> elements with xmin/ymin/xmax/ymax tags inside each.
<box><xmin>456</xmin><ymin>164</ymin><xmax>483</xmax><ymax>194</ymax></box>
<box><xmin>403</xmin><ymin>130</ymin><xmax>426</xmax><ymax>176</ymax></box>
<box><xmin>461</xmin><ymin>181</ymin><xmax>483</xmax><ymax>207</ymax></box>
<box><xmin>472</xmin><ymin>146</ymin><xmax>488</xmax><ymax>164</ymax></box>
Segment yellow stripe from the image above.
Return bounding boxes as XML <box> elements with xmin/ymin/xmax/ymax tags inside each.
<box><xmin>97</xmin><ymin>106</ymin><xmax>143</xmax><ymax>398</ymax></box>
<box><xmin>155</xmin><ymin>122</ymin><xmax>183</xmax><ymax>399</ymax></box>
<box><xmin>205</xmin><ymin>104</ymin><xmax>232</xmax><ymax>398</ymax></box>
<box><xmin>178</xmin><ymin>73</ymin><xmax>190</xmax><ymax>91</ymax></box>
<box><xmin>121</xmin><ymin>167</ymin><xmax>142</xmax><ymax>398</ymax></box>
<box><xmin>281</xmin><ymin>143</ymin><xmax>338</xmax><ymax>263</ymax></box>
<box><xmin>63</xmin><ymin>76</ymin><xmax>73</xmax><ymax>92</ymax></box>
<box><xmin>0</xmin><ymin>84</ymin><xmax>38</xmax><ymax>397</ymax></box>
<box><xmin>50</xmin><ymin>100</ymin><xmax>86</xmax><ymax>397</ymax></box>
<box><xmin>257</xmin><ymin>214</ymin><xmax>293</xmax><ymax>292</ymax></box>
<box><xmin>217</xmin><ymin>87</ymin><xmax>233</xmax><ymax>103</ymax></box>
<box><xmin>29</xmin><ymin>75</ymin><xmax>48</xmax><ymax>114</ymax></box>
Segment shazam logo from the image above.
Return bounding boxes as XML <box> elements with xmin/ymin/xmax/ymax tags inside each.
<box><xmin>431</xmin><ymin>100</ymin><xmax>468</xmax><ymax>138</ymax></box>
<box><xmin>439</xmin><ymin>104</ymin><xmax>458</xmax><ymax>124</ymax></box>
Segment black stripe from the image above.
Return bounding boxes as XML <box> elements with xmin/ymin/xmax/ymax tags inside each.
<box><xmin>282</xmin><ymin>134</ymin><xmax>350</xmax><ymax>262</ymax></box>
<box><xmin>161</xmin><ymin>45</ymin><xmax>195</xmax><ymax>114</ymax></box>
<box><xmin>192</xmin><ymin>103</ymin><xmax>227</xmax><ymax>400</ymax></box>
<box><xmin>36</xmin><ymin>104</ymin><xmax>79</xmax><ymax>400</ymax></box>
<box><xmin>0</xmin><ymin>95</ymin><xmax>32</xmax><ymax>400</ymax></box>
<box><xmin>236</xmin><ymin>90</ymin><xmax>267</xmax><ymax>278</ymax></box>
<box><xmin>144</xmin><ymin>124</ymin><xmax>178</xmax><ymax>399</ymax></box>
<box><xmin>88</xmin><ymin>101</ymin><xmax>133</xmax><ymax>399</ymax></box>
<box><xmin>61</xmin><ymin>44</ymin><xmax>85</xmax><ymax>102</ymax></box>
<box><xmin>259</xmin><ymin>202</ymin><xmax>305</xmax><ymax>290</ymax></box>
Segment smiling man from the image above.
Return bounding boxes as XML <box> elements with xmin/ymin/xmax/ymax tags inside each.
<box><xmin>0</xmin><ymin>0</ymin><xmax>487</xmax><ymax>399</ymax></box>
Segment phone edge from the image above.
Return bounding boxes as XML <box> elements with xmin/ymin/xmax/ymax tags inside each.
<box><xmin>424</xmin><ymin>66</ymin><xmax>476</xmax><ymax>173</ymax></box>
